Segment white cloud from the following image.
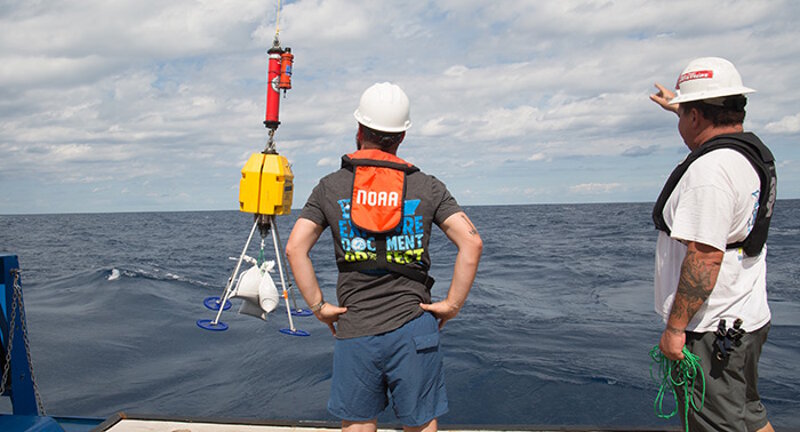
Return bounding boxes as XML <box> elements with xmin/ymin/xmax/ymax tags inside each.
<box><xmin>316</xmin><ymin>157</ymin><xmax>339</xmax><ymax>167</ymax></box>
<box><xmin>419</xmin><ymin>117</ymin><xmax>460</xmax><ymax>137</ymax></box>
<box><xmin>459</xmin><ymin>160</ymin><xmax>476</xmax><ymax>168</ymax></box>
<box><xmin>765</xmin><ymin>113</ymin><xmax>800</xmax><ymax>134</ymax></box>
<box><xmin>0</xmin><ymin>55</ymin><xmax>121</xmax><ymax>88</ymax></box>
<box><xmin>260</xmin><ymin>0</ymin><xmax>370</xmax><ymax>44</ymax></box>
<box><xmin>570</xmin><ymin>183</ymin><xmax>623</xmax><ymax>194</ymax></box>
<box><xmin>1</xmin><ymin>0</ymin><xmax>799</xmax><ymax>213</ymax></box>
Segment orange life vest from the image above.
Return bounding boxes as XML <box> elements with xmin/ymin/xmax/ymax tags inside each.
<box><xmin>345</xmin><ymin>149</ymin><xmax>417</xmax><ymax>233</ymax></box>
<box><xmin>339</xmin><ymin>149</ymin><xmax>433</xmax><ymax>288</ymax></box>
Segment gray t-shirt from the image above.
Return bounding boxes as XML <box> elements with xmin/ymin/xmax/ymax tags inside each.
<box><xmin>299</xmin><ymin>158</ymin><xmax>462</xmax><ymax>338</ymax></box>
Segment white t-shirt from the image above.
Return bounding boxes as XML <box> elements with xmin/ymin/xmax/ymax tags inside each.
<box><xmin>654</xmin><ymin>148</ymin><xmax>771</xmax><ymax>332</ymax></box>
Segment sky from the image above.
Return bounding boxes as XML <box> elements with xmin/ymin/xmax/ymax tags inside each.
<box><xmin>1</xmin><ymin>0</ymin><xmax>799</xmax><ymax>215</ymax></box>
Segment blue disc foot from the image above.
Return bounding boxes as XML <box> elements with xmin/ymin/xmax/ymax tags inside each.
<box><xmin>197</xmin><ymin>319</ymin><xmax>229</xmax><ymax>331</ymax></box>
<box><xmin>204</xmin><ymin>296</ymin><xmax>232</xmax><ymax>311</ymax></box>
<box><xmin>291</xmin><ymin>308</ymin><xmax>313</xmax><ymax>317</ymax></box>
<box><xmin>279</xmin><ymin>328</ymin><xmax>310</xmax><ymax>337</ymax></box>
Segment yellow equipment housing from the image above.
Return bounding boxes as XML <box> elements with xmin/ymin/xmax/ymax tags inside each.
<box><xmin>239</xmin><ymin>153</ymin><xmax>294</xmax><ymax>215</ymax></box>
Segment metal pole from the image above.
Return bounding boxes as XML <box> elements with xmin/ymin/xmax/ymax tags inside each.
<box><xmin>270</xmin><ymin>215</ymin><xmax>296</xmax><ymax>331</ymax></box>
<box><xmin>1</xmin><ymin>254</ymin><xmax>40</xmax><ymax>415</ymax></box>
<box><xmin>270</xmin><ymin>216</ymin><xmax>301</xmax><ymax>311</ymax></box>
<box><xmin>212</xmin><ymin>219</ymin><xmax>259</xmax><ymax>325</ymax></box>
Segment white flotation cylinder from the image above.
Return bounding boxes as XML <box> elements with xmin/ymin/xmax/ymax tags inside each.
<box><xmin>232</xmin><ymin>260</ymin><xmax>279</xmax><ymax>321</ymax></box>
<box><xmin>258</xmin><ymin>268</ymin><xmax>279</xmax><ymax>313</ymax></box>
<box><xmin>232</xmin><ymin>265</ymin><xmax>261</xmax><ymax>304</ymax></box>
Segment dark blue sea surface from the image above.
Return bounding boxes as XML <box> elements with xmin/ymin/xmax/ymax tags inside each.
<box><xmin>1</xmin><ymin>201</ymin><xmax>799</xmax><ymax>429</ymax></box>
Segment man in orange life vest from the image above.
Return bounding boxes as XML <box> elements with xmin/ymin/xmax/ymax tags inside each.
<box><xmin>286</xmin><ymin>82</ymin><xmax>483</xmax><ymax>432</ymax></box>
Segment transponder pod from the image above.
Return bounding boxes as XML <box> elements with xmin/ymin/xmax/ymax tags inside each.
<box><xmin>239</xmin><ymin>153</ymin><xmax>294</xmax><ymax>215</ymax></box>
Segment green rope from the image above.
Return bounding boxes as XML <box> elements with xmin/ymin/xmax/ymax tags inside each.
<box><xmin>649</xmin><ymin>345</ymin><xmax>705</xmax><ymax>432</ymax></box>
<box><xmin>257</xmin><ymin>246</ymin><xmax>266</xmax><ymax>268</ymax></box>
<box><xmin>257</xmin><ymin>238</ymin><xmax>267</xmax><ymax>269</ymax></box>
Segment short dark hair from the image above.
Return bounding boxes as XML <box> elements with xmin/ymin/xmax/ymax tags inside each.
<box><xmin>359</xmin><ymin>124</ymin><xmax>405</xmax><ymax>148</ymax></box>
<box><xmin>681</xmin><ymin>96</ymin><xmax>747</xmax><ymax>126</ymax></box>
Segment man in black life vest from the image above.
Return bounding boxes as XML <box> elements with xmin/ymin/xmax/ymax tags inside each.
<box><xmin>650</xmin><ymin>57</ymin><xmax>775</xmax><ymax>432</ymax></box>
<box><xmin>286</xmin><ymin>82</ymin><xmax>482</xmax><ymax>432</ymax></box>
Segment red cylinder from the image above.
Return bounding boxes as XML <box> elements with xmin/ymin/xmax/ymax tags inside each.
<box><xmin>264</xmin><ymin>47</ymin><xmax>283</xmax><ymax>129</ymax></box>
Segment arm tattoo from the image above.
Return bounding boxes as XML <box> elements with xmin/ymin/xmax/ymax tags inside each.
<box><xmin>666</xmin><ymin>324</ymin><xmax>685</xmax><ymax>335</ymax></box>
<box><xmin>460</xmin><ymin>214</ymin><xmax>479</xmax><ymax>236</ymax></box>
<box><xmin>669</xmin><ymin>248</ymin><xmax>719</xmax><ymax>323</ymax></box>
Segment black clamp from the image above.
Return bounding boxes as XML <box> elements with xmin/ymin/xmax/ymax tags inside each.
<box><xmin>713</xmin><ymin>318</ymin><xmax>746</xmax><ymax>361</ymax></box>
<box><xmin>256</xmin><ymin>214</ymin><xmax>272</xmax><ymax>238</ymax></box>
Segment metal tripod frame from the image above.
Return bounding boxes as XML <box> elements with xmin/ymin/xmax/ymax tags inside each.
<box><xmin>208</xmin><ymin>215</ymin><xmax>303</xmax><ymax>333</ymax></box>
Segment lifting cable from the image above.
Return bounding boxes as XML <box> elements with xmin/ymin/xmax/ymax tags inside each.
<box><xmin>649</xmin><ymin>345</ymin><xmax>705</xmax><ymax>432</ymax></box>
<box><xmin>274</xmin><ymin>0</ymin><xmax>282</xmax><ymax>37</ymax></box>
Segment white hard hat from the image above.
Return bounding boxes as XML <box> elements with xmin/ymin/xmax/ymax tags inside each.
<box><xmin>669</xmin><ymin>57</ymin><xmax>755</xmax><ymax>104</ymax></box>
<box><xmin>353</xmin><ymin>82</ymin><xmax>412</xmax><ymax>133</ymax></box>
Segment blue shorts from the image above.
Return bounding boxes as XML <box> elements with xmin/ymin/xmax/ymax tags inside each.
<box><xmin>328</xmin><ymin>312</ymin><xmax>448</xmax><ymax>426</ymax></box>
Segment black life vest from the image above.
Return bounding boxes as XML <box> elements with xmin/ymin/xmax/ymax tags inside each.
<box><xmin>337</xmin><ymin>149</ymin><xmax>434</xmax><ymax>288</ymax></box>
<box><xmin>652</xmin><ymin>132</ymin><xmax>777</xmax><ymax>256</ymax></box>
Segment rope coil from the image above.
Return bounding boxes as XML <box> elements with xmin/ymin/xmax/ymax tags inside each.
<box><xmin>649</xmin><ymin>345</ymin><xmax>705</xmax><ymax>432</ymax></box>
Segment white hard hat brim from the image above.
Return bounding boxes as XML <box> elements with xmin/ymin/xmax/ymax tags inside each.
<box><xmin>354</xmin><ymin>109</ymin><xmax>412</xmax><ymax>133</ymax></box>
<box><xmin>670</xmin><ymin>86</ymin><xmax>756</xmax><ymax>104</ymax></box>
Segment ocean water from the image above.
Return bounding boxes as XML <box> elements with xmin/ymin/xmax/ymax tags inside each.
<box><xmin>1</xmin><ymin>201</ymin><xmax>798</xmax><ymax>429</ymax></box>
